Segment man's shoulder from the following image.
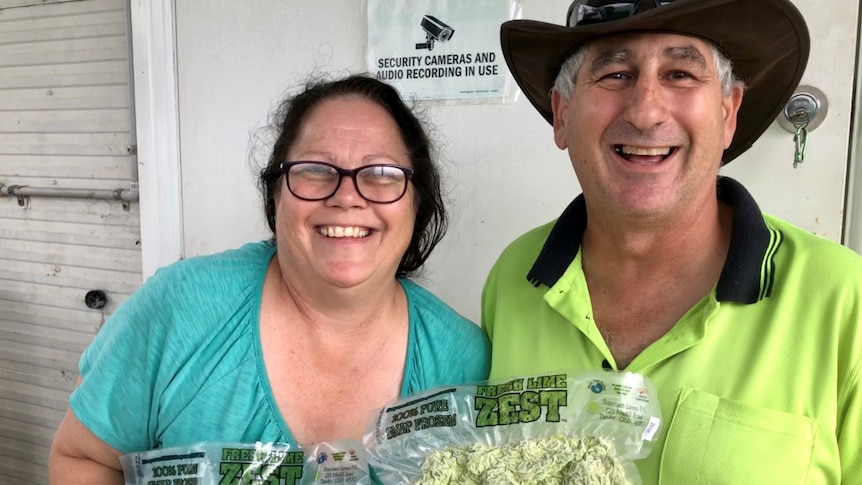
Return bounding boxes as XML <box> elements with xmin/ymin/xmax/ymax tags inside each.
<box><xmin>493</xmin><ymin>220</ymin><xmax>558</xmax><ymax>268</ymax></box>
<box><xmin>765</xmin><ymin>215</ymin><xmax>862</xmax><ymax>265</ymax></box>
<box><xmin>762</xmin><ymin>215</ymin><xmax>862</xmax><ymax>303</ymax></box>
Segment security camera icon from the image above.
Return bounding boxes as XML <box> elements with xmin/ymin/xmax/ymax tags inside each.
<box><xmin>415</xmin><ymin>15</ymin><xmax>454</xmax><ymax>51</ymax></box>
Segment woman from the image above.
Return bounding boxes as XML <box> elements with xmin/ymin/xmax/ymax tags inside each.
<box><xmin>48</xmin><ymin>74</ymin><xmax>490</xmax><ymax>483</ymax></box>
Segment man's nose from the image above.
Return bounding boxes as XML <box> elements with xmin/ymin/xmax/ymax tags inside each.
<box><xmin>623</xmin><ymin>76</ymin><xmax>669</xmax><ymax>131</ymax></box>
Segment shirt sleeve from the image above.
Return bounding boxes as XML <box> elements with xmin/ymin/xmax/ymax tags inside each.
<box><xmin>839</xmin><ymin>348</ymin><xmax>862</xmax><ymax>481</ymax></box>
<box><xmin>70</xmin><ymin>263</ymin><xmax>181</xmax><ymax>453</ymax></box>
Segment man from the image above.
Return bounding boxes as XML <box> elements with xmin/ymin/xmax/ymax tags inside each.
<box><xmin>482</xmin><ymin>0</ymin><xmax>861</xmax><ymax>482</ymax></box>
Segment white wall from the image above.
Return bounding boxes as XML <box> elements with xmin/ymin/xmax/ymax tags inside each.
<box><xmin>172</xmin><ymin>0</ymin><xmax>858</xmax><ymax>322</ymax></box>
<box><xmin>174</xmin><ymin>0</ymin><xmax>576</xmax><ymax>321</ymax></box>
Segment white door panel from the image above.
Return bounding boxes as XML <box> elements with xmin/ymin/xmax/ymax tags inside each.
<box><xmin>0</xmin><ymin>0</ymin><xmax>140</xmax><ymax>481</ymax></box>
<box><xmin>168</xmin><ymin>0</ymin><xmax>859</xmax><ymax>325</ymax></box>
<box><xmin>722</xmin><ymin>0</ymin><xmax>857</xmax><ymax>241</ymax></box>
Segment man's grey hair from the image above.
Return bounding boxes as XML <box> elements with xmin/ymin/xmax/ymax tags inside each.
<box><xmin>553</xmin><ymin>40</ymin><xmax>744</xmax><ymax>100</ymax></box>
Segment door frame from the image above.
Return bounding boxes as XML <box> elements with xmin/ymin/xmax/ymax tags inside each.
<box><xmin>129</xmin><ymin>0</ymin><xmax>184</xmax><ymax>278</ymax></box>
<box><xmin>843</xmin><ymin>9</ymin><xmax>862</xmax><ymax>253</ymax></box>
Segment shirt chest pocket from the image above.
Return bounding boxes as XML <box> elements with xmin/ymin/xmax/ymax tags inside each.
<box><xmin>658</xmin><ymin>388</ymin><xmax>817</xmax><ymax>485</ymax></box>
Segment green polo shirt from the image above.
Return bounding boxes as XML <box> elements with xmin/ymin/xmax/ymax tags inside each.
<box><xmin>482</xmin><ymin>177</ymin><xmax>862</xmax><ymax>484</ymax></box>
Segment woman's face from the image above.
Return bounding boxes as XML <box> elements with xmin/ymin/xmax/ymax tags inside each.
<box><xmin>274</xmin><ymin>97</ymin><xmax>416</xmax><ymax>290</ymax></box>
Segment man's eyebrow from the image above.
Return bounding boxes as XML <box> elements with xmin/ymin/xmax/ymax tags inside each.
<box><xmin>588</xmin><ymin>48</ymin><xmax>633</xmax><ymax>73</ymax></box>
<box><xmin>587</xmin><ymin>45</ymin><xmax>709</xmax><ymax>74</ymax></box>
<box><xmin>664</xmin><ymin>45</ymin><xmax>707</xmax><ymax>69</ymax></box>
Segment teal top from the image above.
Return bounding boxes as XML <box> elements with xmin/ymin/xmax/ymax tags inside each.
<box><xmin>482</xmin><ymin>178</ymin><xmax>862</xmax><ymax>484</ymax></box>
<box><xmin>71</xmin><ymin>240</ymin><xmax>490</xmax><ymax>453</ymax></box>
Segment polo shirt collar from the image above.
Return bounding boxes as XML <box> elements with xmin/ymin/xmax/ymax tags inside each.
<box><xmin>525</xmin><ymin>176</ymin><xmax>778</xmax><ymax>304</ymax></box>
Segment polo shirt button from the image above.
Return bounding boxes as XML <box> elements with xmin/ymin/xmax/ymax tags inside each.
<box><xmin>601</xmin><ymin>359</ymin><xmax>612</xmax><ymax>370</ymax></box>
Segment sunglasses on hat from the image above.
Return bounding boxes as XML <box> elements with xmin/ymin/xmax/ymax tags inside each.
<box><xmin>567</xmin><ymin>0</ymin><xmax>676</xmax><ymax>26</ymax></box>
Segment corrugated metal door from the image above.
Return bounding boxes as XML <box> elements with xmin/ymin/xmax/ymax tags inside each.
<box><xmin>0</xmin><ymin>0</ymin><xmax>140</xmax><ymax>481</ymax></box>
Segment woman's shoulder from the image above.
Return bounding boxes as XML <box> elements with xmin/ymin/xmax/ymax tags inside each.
<box><xmin>156</xmin><ymin>240</ymin><xmax>275</xmax><ymax>281</ymax></box>
<box><xmin>400</xmin><ymin>278</ymin><xmax>475</xmax><ymax>329</ymax></box>
<box><xmin>145</xmin><ymin>241</ymin><xmax>273</xmax><ymax>296</ymax></box>
<box><xmin>400</xmin><ymin>278</ymin><xmax>491</xmax><ymax>386</ymax></box>
<box><xmin>115</xmin><ymin>240</ymin><xmax>275</xmax><ymax>334</ymax></box>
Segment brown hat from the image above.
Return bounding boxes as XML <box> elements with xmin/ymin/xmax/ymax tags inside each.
<box><xmin>500</xmin><ymin>0</ymin><xmax>810</xmax><ymax>164</ymax></box>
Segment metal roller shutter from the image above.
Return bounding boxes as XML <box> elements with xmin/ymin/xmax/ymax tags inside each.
<box><xmin>0</xmin><ymin>0</ymin><xmax>140</xmax><ymax>481</ymax></box>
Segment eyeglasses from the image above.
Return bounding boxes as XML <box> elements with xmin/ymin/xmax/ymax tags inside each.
<box><xmin>567</xmin><ymin>0</ymin><xmax>676</xmax><ymax>27</ymax></box>
<box><xmin>280</xmin><ymin>161</ymin><xmax>414</xmax><ymax>204</ymax></box>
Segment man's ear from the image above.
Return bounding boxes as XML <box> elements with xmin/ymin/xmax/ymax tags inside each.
<box><xmin>551</xmin><ymin>89</ymin><xmax>569</xmax><ymax>150</ymax></box>
<box><xmin>723</xmin><ymin>84</ymin><xmax>745</xmax><ymax>149</ymax></box>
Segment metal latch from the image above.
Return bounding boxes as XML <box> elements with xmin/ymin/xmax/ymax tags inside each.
<box><xmin>777</xmin><ymin>85</ymin><xmax>828</xmax><ymax>168</ymax></box>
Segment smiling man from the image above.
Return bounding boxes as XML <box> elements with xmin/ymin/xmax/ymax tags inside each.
<box><xmin>481</xmin><ymin>0</ymin><xmax>862</xmax><ymax>483</ymax></box>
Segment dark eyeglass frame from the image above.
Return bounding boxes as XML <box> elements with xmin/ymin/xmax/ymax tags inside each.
<box><xmin>567</xmin><ymin>0</ymin><xmax>675</xmax><ymax>27</ymax></box>
<box><xmin>279</xmin><ymin>161</ymin><xmax>414</xmax><ymax>204</ymax></box>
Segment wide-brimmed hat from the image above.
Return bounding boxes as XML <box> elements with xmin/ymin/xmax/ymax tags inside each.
<box><xmin>500</xmin><ymin>0</ymin><xmax>810</xmax><ymax>164</ymax></box>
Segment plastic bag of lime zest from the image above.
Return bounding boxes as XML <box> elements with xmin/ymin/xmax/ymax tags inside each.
<box><xmin>363</xmin><ymin>371</ymin><xmax>661</xmax><ymax>485</ymax></box>
<box><xmin>120</xmin><ymin>440</ymin><xmax>370</xmax><ymax>485</ymax></box>
<box><xmin>415</xmin><ymin>435</ymin><xmax>629</xmax><ymax>485</ymax></box>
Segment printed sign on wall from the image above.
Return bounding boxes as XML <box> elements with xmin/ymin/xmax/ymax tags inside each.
<box><xmin>367</xmin><ymin>0</ymin><xmax>519</xmax><ymax>102</ymax></box>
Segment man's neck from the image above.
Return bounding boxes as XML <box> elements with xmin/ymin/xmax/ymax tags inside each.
<box><xmin>582</xmin><ymin>192</ymin><xmax>732</xmax><ymax>272</ymax></box>
<box><xmin>580</xmin><ymin>198</ymin><xmax>733</xmax><ymax>368</ymax></box>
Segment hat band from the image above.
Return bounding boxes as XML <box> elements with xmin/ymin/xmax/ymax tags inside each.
<box><xmin>567</xmin><ymin>0</ymin><xmax>676</xmax><ymax>27</ymax></box>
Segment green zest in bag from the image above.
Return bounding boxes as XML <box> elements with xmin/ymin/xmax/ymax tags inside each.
<box><xmin>364</xmin><ymin>371</ymin><xmax>661</xmax><ymax>485</ymax></box>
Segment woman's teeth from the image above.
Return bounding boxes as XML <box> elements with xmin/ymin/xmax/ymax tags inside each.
<box><xmin>319</xmin><ymin>226</ymin><xmax>370</xmax><ymax>238</ymax></box>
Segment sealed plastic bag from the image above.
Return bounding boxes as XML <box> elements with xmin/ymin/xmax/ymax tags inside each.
<box><xmin>120</xmin><ymin>440</ymin><xmax>369</xmax><ymax>485</ymax></box>
<box><xmin>364</xmin><ymin>371</ymin><xmax>661</xmax><ymax>484</ymax></box>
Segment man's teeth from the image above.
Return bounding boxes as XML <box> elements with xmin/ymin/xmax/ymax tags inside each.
<box><xmin>319</xmin><ymin>226</ymin><xmax>369</xmax><ymax>238</ymax></box>
<box><xmin>617</xmin><ymin>145</ymin><xmax>671</xmax><ymax>156</ymax></box>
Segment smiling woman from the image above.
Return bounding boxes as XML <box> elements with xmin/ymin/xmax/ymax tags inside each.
<box><xmin>47</xmin><ymin>74</ymin><xmax>491</xmax><ymax>484</ymax></box>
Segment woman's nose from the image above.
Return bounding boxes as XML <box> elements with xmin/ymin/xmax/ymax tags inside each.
<box><xmin>325</xmin><ymin>175</ymin><xmax>366</xmax><ymax>208</ymax></box>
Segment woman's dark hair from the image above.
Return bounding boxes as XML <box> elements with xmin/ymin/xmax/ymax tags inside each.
<box><xmin>258</xmin><ymin>73</ymin><xmax>447</xmax><ymax>277</ymax></box>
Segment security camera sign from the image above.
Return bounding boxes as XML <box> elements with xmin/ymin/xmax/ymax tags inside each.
<box><xmin>367</xmin><ymin>0</ymin><xmax>518</xmax><ymax>102</ymax></box>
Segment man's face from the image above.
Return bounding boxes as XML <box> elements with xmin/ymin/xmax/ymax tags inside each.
<box><xmin>551</xmin><ymin>32</ymin><xmax>744</xmax><ymax>220</ymax></box>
